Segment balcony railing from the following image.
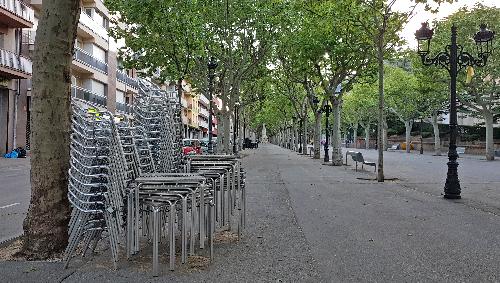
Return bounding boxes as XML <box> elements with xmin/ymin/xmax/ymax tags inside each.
<box><xmin>0</xmin><ymin>0</ymin><xmax>34</xmax><ymax>23</ymax></box>
<box><xmin>117</xmin><ymin>69</ymin><xmax>127</xmax><ymax>83</ymax></box>
<box><xmin>0</xmin><ymin>48</ymin><xmax>32</xmax><ymax>75</ymax></box>
<box><xmin>198</xmin><ymin>120</ymin><xmax>208</xmax><ymax>129</ymax></box>
<box><xmin>73</xmin><ymin>47</ymin><xmax>108</xmax><ymax>74</ymax></box>
<box><xmin>126</xmin><ymin>75</ymin><xmax>138</xmax><ymax>89</ymax></box>
<box><xmin>116</xmin><ymin>101</ymin><xmax>133</xmax><ymax>114</ymax></box>
<box><xmin>199</xmin><ymin>107</ymin><xmax>209</xmax><ymax>118</ymax></box>
<box><xmin>79</xmin><ymin>10</ymin><xmax>108</xmax><ymax>41</ymax></box>
<box><xmin>71</xmin><ymin>85</ymin><xmax>107</xmax><ymax>107</ymax></box>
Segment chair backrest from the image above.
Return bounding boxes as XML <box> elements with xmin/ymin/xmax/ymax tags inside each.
<box><xmin>352</xmin><ymin>152</ymin><xmax>364</xmax><ymax>162</ymax></box>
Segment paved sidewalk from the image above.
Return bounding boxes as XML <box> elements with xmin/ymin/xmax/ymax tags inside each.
<box><xmin>1</xmin><ymin>145</ymin><xmax>499</xmax><ymax>282</ymax></box>
<box><xmin>0</xmin><ymin>158</ymin><xmax>30</xmax><ymax>243</ymax></box>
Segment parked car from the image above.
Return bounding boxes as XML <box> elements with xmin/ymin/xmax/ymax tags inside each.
<box><xmin>182</xmin><ymin>139</ymin><xmax>202</xmax><ymax>155</ymax></box>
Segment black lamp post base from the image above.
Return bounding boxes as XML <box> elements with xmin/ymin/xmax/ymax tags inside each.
<box><xmin>443</xmin><ymin>193</ymin><xmax>461</xmax><ymax>199</ymax></box>
<box><xmin>324</xmin><ymin>147</ymin><xmax>329</xmax><ymax>163</ymax></box>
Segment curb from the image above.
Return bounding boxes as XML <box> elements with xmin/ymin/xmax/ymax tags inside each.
<box><xmin>0</xmin><ymin>234</ymin><xmax>23</xmax><ymax>248</ymax></box>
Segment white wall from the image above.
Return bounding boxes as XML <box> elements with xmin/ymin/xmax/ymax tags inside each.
<box><xmin>116</xmin><ymin>90</ymin><xmax>125</xmax><ymax>103</ymax></box>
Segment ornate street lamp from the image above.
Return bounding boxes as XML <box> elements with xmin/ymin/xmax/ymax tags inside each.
<box><xmin>415</xmin><ymin>23</ymin><xmax>494</xmax><ymax>199</ymax></box>
<box><xmin>207</xmin><ymin>57</ymin><xmax>218</xmax><ymax>154</ymax></box>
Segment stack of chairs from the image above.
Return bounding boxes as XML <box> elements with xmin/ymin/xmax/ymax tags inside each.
<box><xmin>64</xmin><ymin>79</ymin><xmax>247</xmax><ymax>276</ymax></box>
<box><xmin>64</xmin><ymin>101</ymin><xmax>128</xmax><ymax>270</ymax></box>
<box><xmin>186</xmin><ymin>155</ymin><xmax>246</xmax><ymax>236</ymax></box>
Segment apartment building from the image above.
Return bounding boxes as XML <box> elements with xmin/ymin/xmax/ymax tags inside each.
<box><xmin>0</xmin><ymin>0</ymin><xmax>33</xmax><ymax>155</ymax></box>
<box><xmin>0</xmin><ymin>0</ymin><xmax>139</xmax><ymax>154</ymax></box>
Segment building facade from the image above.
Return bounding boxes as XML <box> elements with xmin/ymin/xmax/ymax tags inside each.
<box><xmin>0</xmin><ymin>0</ymin><xmax>34</xmax><ymax>155</ymax></box>
<box><xmin>0</xmin><ymin>0</ymin><xmax>139</xmax><ymax>155</ymax></box>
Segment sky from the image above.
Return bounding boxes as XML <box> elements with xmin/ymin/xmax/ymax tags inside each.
<box><xmin>394</xmin><ymin>0</ymin><xmax>500</xmax><ymax>48</ymax></box>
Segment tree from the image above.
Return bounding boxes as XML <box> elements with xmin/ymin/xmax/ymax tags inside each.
<box><xmin>19</xmin><ymin>0</ymin><xmax>80</xmax><ymax>259</ymax></box>
<box><xmin>431</xmin><ymin>4</ymin><xmax>500</xmax><ymax>160</ymax></box>
<box><xmin>411</xmin><ymin>53</ymin><xmax>449</xmax><ymax>156</ymax></box>
<box><xmin>344</xmin><ymin>81</ymin><xmax>378</xmax><ymax>150</ymax></box>
<box><xmin>357</xmin><ymin>0</ymin><xmax>454</xmax><ymax>181</ymax></box>
<box><xmin>385</xmin><ymin>65</ymin><xmax>421</xmax><ymax>153</ymax></box>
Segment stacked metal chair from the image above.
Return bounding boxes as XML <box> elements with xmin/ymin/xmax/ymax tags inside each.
<box><xmin>64</xmin><ymin>101</ymin><xmax>128</xmax><ymax>270</ymax></box>
<box><xmin>186</xmin><ymin>155</ymin><xmax>246</xmax><ymax>236</ymax></box>
<box><xmin>64</xmin><ymin>78</ymin><xmax>247</xmax><ymax>276</ymax></box>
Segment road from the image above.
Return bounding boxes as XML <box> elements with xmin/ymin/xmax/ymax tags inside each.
<box><xmin>0</xmin><ymin>158</ymin><xmax>30</xmax><ymax>244</ymax></box>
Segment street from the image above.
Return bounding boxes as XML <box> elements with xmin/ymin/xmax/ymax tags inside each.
<box><xmin>1</xmin><ymin>145</ymin><xmax>499</xmax><ymax>281</ymax></box>
<box><xmin>0</xmin><ymin>158</ymin><xmax>30</xmax><ymax>244</ymax></box>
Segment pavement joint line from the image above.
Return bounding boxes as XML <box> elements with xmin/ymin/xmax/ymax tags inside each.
<box><xmin>0</xmin><ymin>203</ymin><xmax>20</xmax><ymax>209</ymax></box>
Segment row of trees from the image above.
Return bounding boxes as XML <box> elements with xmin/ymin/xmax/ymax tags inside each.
<box><xmin>22</xmin><ymin>0</ymin><xmax>498</xmax><ymax>258</ymax></box>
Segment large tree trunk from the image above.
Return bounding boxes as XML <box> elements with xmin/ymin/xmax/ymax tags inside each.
<box><xmin>365</xmin><ymin>125</ymin><xmax>370</xmax><ymax>150</ymax></box>
<box><xmin>223</xmin><ymin>113</ymin><xmax>231</xmax><ymax>154</ymax></box>
<box><xmin>484</xmin><ymin>111</ymin><xmax>495</xmax><ymax>161</ymax></box>
<box><xmin>431</xmin><ymin>112</ymin><xmax>441</xmax><ymax>156</ymax></box>
<box><xmin>20</xmin><ymin>0</ymin><xmax>80</xmax><ymax>259</ymax></box>
<box><xmin>313</xmin><ymin>112</ymin><xmax>321</xmax><ymax>159</ymax></box>
<box><xmin>353</xmin><ymin>122</ymin><xmax>358</xmax><ymax>149</ymax></box>
<box><xmin>331</xmin><ymin>99</ymin><xmax>342</xmax><ymax>166</ymax></box>
<box><xmin>376</xmin><ymin>41</ymin><xmax>385</xmax><ymax>182</ymax></box>
<box><xmin>302</xmin><ymin>117</ymin><xmax>308</xmax><ymax>155</ymax></box>
<box><xmin>293</xmin><ymin>124</ymin><xmax>298</xmax><ymax>152</ymax></box>
<box><xmin>404</xmin><ymin>120</ymin><xmax>413</xmax><ymax>153</ymax></box>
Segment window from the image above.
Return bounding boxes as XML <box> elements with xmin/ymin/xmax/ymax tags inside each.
<box><xmin>85</xmin><ymin>8</ymin><xmax>93</xmax><ymax>18</ymax></box>
<box><xmin>0</xmin><ymin>34</ymin><xmax>4</xmax><ymax>49</ymax></box>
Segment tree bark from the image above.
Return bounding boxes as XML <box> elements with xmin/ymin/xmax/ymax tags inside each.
<box><xmin>365</xmin><ymin>125</ymin><xmax>370</xmax><ymax>150</ymax></box>
<box><xmin>383</xmin><ymin>118</ymin><xmax>388</xmax><ymax>151</ymax></box>
<box><xmin>404</xmin><ymin>120</ymin><xmax>413</xmax><ymax>153</ymax></box>
<box><xmin>376</xmin><ymin>40</ymin><xmax>385</xmax><ymax>182</ymax></box>
<box><xmin>484</xmin><ymin>112</ymin><xmax>495</xmax><ymax>161</ymax></box>
<box><xmin>331</xmin><ymin>99</ymin><xmax>342</xmax><ymax>166</ymax></box>
<box><xmin>353</xmin><ymin>122</ymin><xmax>358</xmax><ymax>149</ymax></box>
<box><xmin>20</xmin><ymin>0</ymin><xmax>80</xmax><ymax>259</ymax></box>
<box><xmin>302</xmin><ymin>117</ymin><xmax>308</xmax><ymax>155</ymax></box>
<box><xmin>313</xmin><ymin>112</ymin><xmax>321</xmax><ymax>159</ymax></box>
<box><xmin>223</xmin><ymin>113</ymin><xmax>231</xmax><ymax>154</ymax></box>
<box><xmin>431</xmin><ymin>112</ymin><xmax>441</xmax><ymax>156</ymax></box>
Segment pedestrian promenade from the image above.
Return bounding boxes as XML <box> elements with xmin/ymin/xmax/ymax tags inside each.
<box><xmin>1</xmin><ymin>144</ymin><xmax>499</xmax><ymax>282</ymax></box>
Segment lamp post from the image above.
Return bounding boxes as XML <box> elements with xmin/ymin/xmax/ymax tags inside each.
<box><xmin>322</xmin><ymin>102</ymin><xmax>332</xmax><ymax>163</ymax></box>
<box><xmin>207</xmin><ymin>57</ymin><xmax>218</xmax><ymax>154</ymax></box>
<box><xmin>415</xmin><ymin>23</ymin><xmax>494</xmax><ymax>199</ymax></box>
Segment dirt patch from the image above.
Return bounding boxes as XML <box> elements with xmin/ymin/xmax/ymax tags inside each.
<box><xmin>0</xmin><ymin>239</ymin><xmax>22</xmax><ymax>261</ymax></box>
<box><xmin>187</xmin><ymin>255</ymin><xmax>210</xmax><ymax>271</ymax></box>
<box><xmin>214</xmin><ymin>231</ymin><xmax>239</xmax><ymax>243</ymax></box>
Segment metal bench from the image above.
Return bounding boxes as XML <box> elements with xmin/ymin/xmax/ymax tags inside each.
<box><xmin>352</xmin><ymin>152</ymin><xmax>376</xmax><ymax>172</ymax></box>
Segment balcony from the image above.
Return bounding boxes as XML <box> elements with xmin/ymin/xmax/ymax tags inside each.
<box><xmin>125</xmin><ymin>75</ymin><xmax>138</xmax><ymax>89</ymax></box>
<box><xmin>116</xmin><ymin>101</ymin><xmax>133</xmax><ymax>114</ymax></box>
<box><xmin>71</xmin><ymin>85</ymin><xmax>107</xmax><ymax>108</ymax></box>
<box><xmin>198</xmin><ymin>120</ymin><xmax>208</xmax><ymax>129</ymax></box>
<box><xmin>78</xmin><ymin>10</ymin><xmax>108</xmax><ymax>42</ymax></box>
<box><xmin>116</xmin><ymin>69</ymin><xmax>126</xmax><ymax>83</ymax></box>
<box><xmin>0</xmin><ymin>48</ymin><xmax>32</xmax><ymax>79</ymax></box>
<box><xmin>199</xmin><ymin>94</ymin><xmax>209</xmax><ymax>106</ymax></box>
<box><xmin>199</xmin><ymin>107</ymin><xmax>209</xmax><ymax>118</ymax></box>
<box><xmin>73</xmin><ymin>47</ymin><xmax>108</xmax><ymax>74</ymax></box>
<box><xmin>0</xmin><ymin>0</ymin><xmax>34</xmax><ymax>28</ymax></box>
